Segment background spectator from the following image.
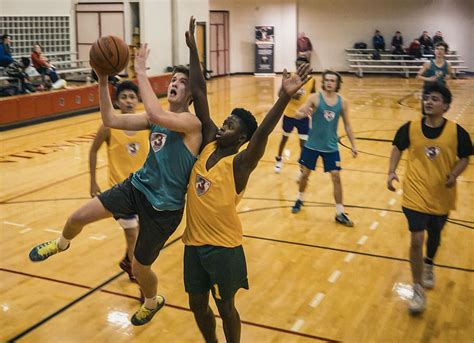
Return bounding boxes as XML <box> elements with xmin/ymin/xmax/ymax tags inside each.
<box><xmin>433</xmin><ymin>31</ymin><xmax>444</xmax><ymax>45</ymax></box>
<box><xmin>419</xmin><ymin>30</ymin><xmax>433</xmax><ymax>55</ymax></box>
<box><xmin>372</xmin><ymin>30</ymin><xmax>385</xmax><ymax>50</ymax></box>
<box><xmin>391</xmin><ymin>31</ymin><xmax>405</xmax><ymax>55</ymax></box>
<box><xmin>407</xmin><ymin>38</ymin><xmax>422</xmax><ymax>59</ymax></box>
<box><xmin>31</xmin><ymin>44</ymin><xmax>59</xmax><ymax>83</ymax></box>
<box><xmin>0</xmin><ymin>34</ymin><xmax>14</xmax><ymax>67</ymax></box>
<box><xmin>297</xmin><ymin>32</ymin><xmax>313</xmax><ymax>63</ymax></box>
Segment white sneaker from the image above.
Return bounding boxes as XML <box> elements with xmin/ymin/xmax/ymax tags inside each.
<box><xmin>409</xmin><ymin>283</ymin><xmax>426</xmax><ymax>314</ymax></box>
<box><xmin>275</xmin><ymin>157</ymin><xmax>283</xmax><ymax>173</ymax></box>
<box><xmin>422</xmin><ymin>262</ymin><xmax>435</xmax><ymax>289</ymax></box>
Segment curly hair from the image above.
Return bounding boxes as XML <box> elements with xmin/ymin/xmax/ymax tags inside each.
<box><xmin>231</xmin><ymin>108</ymin><xmax>258</xmax><ymax>142</ymax></box>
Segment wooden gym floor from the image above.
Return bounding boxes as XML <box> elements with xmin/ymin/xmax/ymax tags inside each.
<box><xmin>1</xmin><ymin>75</ymin><xmax>473</xmax><ymax>342</ymax></box>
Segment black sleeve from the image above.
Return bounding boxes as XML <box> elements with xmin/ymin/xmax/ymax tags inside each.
<box><xmin>457</xmin><ymin>124</ymin><xmax>473</xmax><ymax>158</ymax></box>
<box><xmin>392</xmin><ymin>122</ymin><xmax>410</xmax><ymax>151</ymax></box>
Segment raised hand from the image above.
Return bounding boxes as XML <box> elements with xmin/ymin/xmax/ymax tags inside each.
<box><xmin>185</xmin><ymin>16</ymin><xmax>197</xmax><ymax>51</ymax></box>
<box><xmin>281</xmin><ymin>63</ymin><xmax>312</xmax><ymax>96</ymax></box>
<box><xmin>134</xmin><ymin>43</ymin><xmax>150</xmax><ymax>75</ymax></box>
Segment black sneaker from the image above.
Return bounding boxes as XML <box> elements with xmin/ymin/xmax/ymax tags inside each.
<box><xmin>292</xmin><ymin>199</ymin><xmax>303</xmax><ymax>213</ymax></box>
<box><xmin>131</xmin><ymin>295</ymin><xmax>165</xmax><ymax>326</ymax></box>
<box><xmin>335</xmin><ymin>212</ymin><xmax>354</xmax><ymax>227</ymax></box>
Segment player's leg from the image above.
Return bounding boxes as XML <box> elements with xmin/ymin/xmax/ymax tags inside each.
<box><xmin>275</xmin><ymin>116</ymin><xmax>294</xmax><ymax>173</ymax></box>
<box><xmin>403</xmin><ymin>207</ymin><xmax>428</xmax><ymax>313</ymax></box>
<box><xmin>118</xmin><ymin>215</ymin><xmax>139</xmax><ymax>281</ymax></box>
<box><xmin>422</xmin><ymin>213</ymin><xmax>448</xmax><ymax>289</ymax></box>
<box><xmin>296</xmin><ymin>116</ymin><xmax>309</xmax><ymax>181</ymax></box>
<box><xmin>29</xmin><ymin>197</ymin><xmax>112</xmax><ymax>261</ymax></box>
<box><xmin>292</xmin><ymin>147</ymin><xmax>318</xmax><ymax>213</ymax></box>
<box><xmin>185</xmin><ymin>245</ymin><xmax>218</xmax><ymax>343</ymax></box>
<box><xmin>130</xmin><ymin>189</ymin><xmax>183</xmax><ymax>325</ymax></box>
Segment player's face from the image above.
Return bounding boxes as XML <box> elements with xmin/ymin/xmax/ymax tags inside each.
<box><xmin>423</xmin><ymin>92</ymin><xmax>448</xmax><ymax>116</ymax></box>
<box><xmin>168</xmin><ymin>72</ymin><xmax>191</xmax><ymax>105</ymax></box>
<box><xmin>434</xmin><ymin>45</ymin><xmax>446</xmax><ymax>58</ymax></box>
<box><xmin>323</xmin><ymin>75</ymin><xmax>338</xmax><ymax>92</ymax></box>
<box><xmin>117</xmin><ymin>90</ymin><xmax>138</xmax><ymax>114</ymax></box>
<box><xmin>216</xmin><ymin>115</ymin><xmax>245</xmax><ymax>147</ymax></box>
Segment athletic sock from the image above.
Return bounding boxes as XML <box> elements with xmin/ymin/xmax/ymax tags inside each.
<box><xmin>144</xmin><ymin>296</ymin><xmax>158</xmax><ymax>309</ymax></box>
<box><xmin>56</xmin><ymin>235</ymin><xmax>70</xmax><ymax>250</ymax></box>
<box><xmin>335</xmin><ymin>203</ymin><xmax>344</xmax><ymax>215</ymax></box>
<box><xmin>297</xmin><ymin>192</ymin><xmax>304</xmax><ymax>201</ymax></box>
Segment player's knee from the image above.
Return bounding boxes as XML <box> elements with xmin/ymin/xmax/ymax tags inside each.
<box><xmin>330</xmin><ymin>171</ymin><xmax>341</xmax><ymax>183</ymax></box>
<box><xmin>189</xmin><ymin>295</ymin><xmax>209</xmax><ymax>315</ymax></box>
<box><xmin>215</xmin><ymin>299</ymin><xmax>236</xmax><ymax>320</ymax></box>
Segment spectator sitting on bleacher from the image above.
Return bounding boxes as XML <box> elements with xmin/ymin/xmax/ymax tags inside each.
<box><xmin>391</xmin><ymin>31</ymin><xmax>405</xmax><ymax>55</ymax></box>
<box><xmin>31</xmin><ymin>44</ymin><xmax>60</xmax><ymax>84</ymax></box>
<box><xmin>372</xmin><ymin>30</ymin><xmax>385</xmax><ymax>51</ymax></box>
<box><xmin>0</xmin><ymin>34</ymin><xmax>15</xmax><ymax>67</ymax></box>
<box><xmin>432</xmin><ymin>31</ymin><xmax>444</xmax><ymax>45</ymax></box>
<box><xmin>407</xmin><ymin>38</ymin><xmax>422</xmax><ymax>59</ymax></box>
<box><xmin>5</xmin><ymin>58</ymin><xmax>36</xmax><ymax>94</ymax></box>
<box><xmin>418</xmin><ymin>31</ymin><xmax>434</xmax><ymax>55</ymax></box>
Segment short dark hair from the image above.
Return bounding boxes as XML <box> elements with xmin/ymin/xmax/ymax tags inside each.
<box><xmin>424</xmin><ymin>82</ymin><xmax>452</xmax><ymax>105</ymax></box>
<box><xmin>435</xmin><ymin>41</ymin><xmax>448</xmax><ymax>52</ymax></box>
<box><xmin>116</xmin><ymin>80</ymin><xmax>139</xmax><ymax>98</ymax></box>
<box><xmin>172</xmin><ymin>65</ymin><xmax>189</xmax><ymax>78</ymax></box>
<box><xmin>231</xmin><ymin>108</ymin><xmax>258</xmax><ymax>142</ymax></box>
<box><xmin>296</xmin><ymin>56</ymin><xmax>309</xmax><ymax>66</ymax></box>
<box><xmin>2</xmin><ymin>34</ymin><xmax>12</xmax><ymax>41</ymax></box>
<box><xmin>396</xmin><ymin>31</ymin><xmax>401</xmax><ymax>34</ymax></box>
<box><xmin>321</xmin><ymin>70</ymin><xmax>342</xmax><ymax>92</ymax></box>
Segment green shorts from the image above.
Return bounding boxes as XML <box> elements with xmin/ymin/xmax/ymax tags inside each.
<box><xmin>184</xmin><ymin>245</ymin><xmax>249</xmax><ymax>301</ymax></box>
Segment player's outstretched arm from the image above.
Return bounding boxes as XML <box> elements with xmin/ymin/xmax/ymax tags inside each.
<box><xmin>97</xmin><ymin>76</ymin><xmax>149</xmax><ymax>130</ymax></box>
<box><xmin>186</xmin><ymin>16</ymin><xmax>217</xmax><ymax>146</ymax></box>
<box><xmin>236</xmin><ymin>63</ymin><xmax>312</xmax><ymax>171</ymax></box>
<box><xmin>135</xmin><ymin>44</ymin><xmax>200</xmax><ymax>133</ymax></box>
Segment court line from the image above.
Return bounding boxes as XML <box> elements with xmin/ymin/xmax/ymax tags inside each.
<box><xmin>1</xmin><ymin>267</ymin><xmax>341</xmax><ymax>342</ymax></box>
<box><xmin>5</xmin><ymin>235</ymin><xmax>183</xmax><ymax>342</ymax></box>
<box><xmin>243</xmin><ymin>234</ymin><xmax>473</xmax><ymax>273</ymax></box>
<box><xmin>0</xmin><ymin>165</ymin><xmax>107</xmax><ymax>203</ymax></box>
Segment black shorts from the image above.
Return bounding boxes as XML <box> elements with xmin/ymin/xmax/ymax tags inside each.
<box><xmin>184</xmin><ymin>245</ymin><xmax>249</xmax><ymax>301</ymax></box>
<box><xmin>402</xmin><ymin>207</ymin><xmax>448</xmax><ymax>233</ymax></box>
<box><xmin>98</xmin><ymin>176</ymin><xmax>183</xmax><ymax>265</ymax></box>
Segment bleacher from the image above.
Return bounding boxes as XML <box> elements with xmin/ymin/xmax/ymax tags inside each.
<box><xmin>11</xmin><ymin>51</ymin><xmax>92</xmax><ymax>81</ymax></box>
<box><xmin>345</xmin><ymin>48</ymin><xmax>469</xmax><ymax>78</ymax></box>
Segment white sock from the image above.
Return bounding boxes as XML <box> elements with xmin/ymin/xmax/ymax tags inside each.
<box><xmin>297</xmin><ymin>192</ymin><xmax>304</xmax><ymax>201</ymax></box>
<box><xmin>335</xmin><ymin>204</ymin><xmax>344</xmax><ymax>215</ymax></box>
<box><xmin>56</xmin><ymin>235</ymin><xmax>70</xmax><ymax>250</ymax></box>
<box><xmin>144</xmin><ymin>296</ymin><xmax>158</xmax><ymax>309</ymax></box>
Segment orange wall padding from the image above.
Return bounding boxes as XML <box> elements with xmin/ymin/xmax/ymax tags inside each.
<box><xmin>0</xmin><ymin>73</ymin><xmax>172</xmax><ymax>126</ymax></box>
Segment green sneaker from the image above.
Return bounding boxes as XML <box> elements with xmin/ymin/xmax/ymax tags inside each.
<box><xmin>131</xmin><ymin>295</ymin><xmax>165</xmax><ymax>326</ymax></box>
<box><xmin>29</xmin><ymin>240</ymin><xmax>69</xmax><ymax>262</ymax></box>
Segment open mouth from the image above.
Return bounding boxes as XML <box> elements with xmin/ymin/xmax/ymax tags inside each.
<box><xmin>169</xmin><ymin>89</ymin><xmax>177</xmax><ymax>96</ymax></box>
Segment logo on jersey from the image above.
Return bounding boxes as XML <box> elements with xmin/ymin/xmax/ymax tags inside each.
<box><xmin>435</xmin><ymin>70</ymin><xmax>444</xmax><ymax>78</ymax></box>
<box><xmin>150</xmin><ymin>133</ymin><xmax>167</xmax><ymax>152</ymax></box>
<box><xmin>323</xmin><ymin>110</ymin><xmax>336</xmax><ymax>121</ymax></box>
<box><xmin>195</xmin><ymin>174</ymin><xmax>211</xmax><ymax>196</ymax></box>
<box><xmin>126</xmin><ymin>142</ymin><xmax>139</xmax><ymax>155</ymax></box>
<box><xmin>425</xmin><ymin>146</ymin><xmax>440</xmax><ymax>160</ymax></box>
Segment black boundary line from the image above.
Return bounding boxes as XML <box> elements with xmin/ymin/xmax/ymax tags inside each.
<box><xmin>6</xmin><ymin>235</ymin><xmax>183</xmax><ymax>342</ymax></box>
<box><xmin>241</xmin><ymin>196</ymin><xmax>474</xmax><ymax>226</ymax></box>
<box><xmin>1</xmin><ymin>268</ymin><xmax>340</xmax><ymax>342</ymax></box>
<box><xmin>242</xmin><ymin>234</ymin><xmax>473</xmax><ymax>273</ymax></box>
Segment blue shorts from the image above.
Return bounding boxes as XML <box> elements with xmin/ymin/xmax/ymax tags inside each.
<box><xmin>282</xmin><ymin>115</ymin><xmax>309</xmax><ymax>139</ymax></box>
<box><xmin>299</xmin><ymin>146</ymin><xmax>341</xmax><ymax>172</ymax></box>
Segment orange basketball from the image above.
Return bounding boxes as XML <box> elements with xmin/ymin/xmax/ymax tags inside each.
<box><xmin>89</xmin><ymin>36</ymin><xmax>129</xmax><ymax>76</ymax></box>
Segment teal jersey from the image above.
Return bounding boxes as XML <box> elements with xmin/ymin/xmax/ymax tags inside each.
<box><xmin>132</xmin><ymin>124</ymin><xmax>197</xmax><ymax>210</ymax></box>
<box><xmin>424</xmin><ymin>60</ymin><xmax>448</xmax><ymax>84</ymax></box>
<box><xmin>305</xmin><ymin>92</ymin><xmax>342</xmax><ymax>152</ymax></box>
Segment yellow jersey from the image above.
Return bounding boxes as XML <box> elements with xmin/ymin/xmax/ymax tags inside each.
<box><xmin>183</xmin><ymin>142</ymin><xmax>244</xmax><ymax>247</ymax></box>
<box><xmin>285</xmin><ymin>77</ymin><xmax>315</xmax><ymax>118</ymax></box>
<box><xmin>402</xmin><ymin>119</ymin><xmax>458</xmax><ymax>215</ymax></box>
<box><xmin>107</xmin><ymin>128</ymin><xmax>150</xmax><ymax>186</ymax></box>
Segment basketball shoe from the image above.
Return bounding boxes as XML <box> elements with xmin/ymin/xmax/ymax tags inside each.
<box><xmin>422</xmin><ymin>261</ymin><xmax>435</xmax><ymax>289</ymax></box>
<box><xmin>275</xmin><ymin>156</ymin><xmax>283</xmax><ymax>173</ymax></box>
<box><xmin>409</xmin><ymin>283</ymin><xmax>426</xmax><ymax>314</ymax></box>
<box><xmin>335</xmin><ymin>212</ymin><xmax>354</xmax><ymax>227</ymax></box>
<box><xmin>29</xmin><ymin>239</ymin><xmax>69</xmax><ymax>262</ymax></box>
<box><xmin>131</xmin><ymin>295</ymin><xmax>165</xmax><ymax>326</ymax></box>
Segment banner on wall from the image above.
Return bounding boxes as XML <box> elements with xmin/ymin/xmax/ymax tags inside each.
<box><xmin>255</xmin><ymin>26</ymin><xmax>275</xmax><ymax>75</ymax></box>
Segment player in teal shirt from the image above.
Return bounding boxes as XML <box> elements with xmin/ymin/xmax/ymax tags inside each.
<box><xmin>292</xmin><ymin>71</ymin><xmax>358</xmax><ymax>227</ymax></box>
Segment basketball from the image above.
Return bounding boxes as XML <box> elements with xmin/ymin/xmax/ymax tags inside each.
<box><xmin>89</xmin><ymin>36</ymin><xmax>129</xmax><ymax>76</ymax></box>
